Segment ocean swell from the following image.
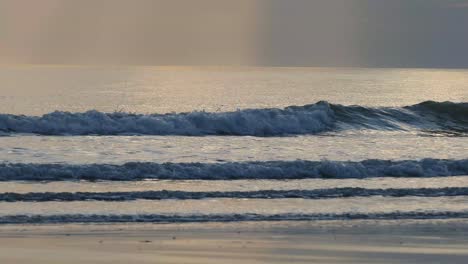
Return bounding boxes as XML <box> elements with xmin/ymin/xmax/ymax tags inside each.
<box><xmin>0</xmin><ymin>101</ymin><xmax>466</xmax><ymax>136</ymax></box>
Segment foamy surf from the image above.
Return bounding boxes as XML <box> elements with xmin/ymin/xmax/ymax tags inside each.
<box><xmin>2</xmin><ymin>187</ymin><xmax>468</xmax><ymax>202</ymax></box>
<box><xmin>1</xmin><ymin>158</ymin><xmax>467</xmax><ymax>181</ymax></box>
<box><xmin>1</xmin><ymin>211</ymin><xmax>468</xmax><ymax>224</ymax></box>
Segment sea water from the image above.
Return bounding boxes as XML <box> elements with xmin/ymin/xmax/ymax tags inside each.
<box><xmin>0</xmin><ymin>66</ymin><xmax>467</xmax><ymax>224</ymax></box>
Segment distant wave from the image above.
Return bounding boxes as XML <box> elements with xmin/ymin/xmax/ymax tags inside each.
<box><xmin>3</xmin><ymin>187</ymin><xmax>468</xmax><ymax>202</ymax></box>
<box><xmin>1</xmin><ymin>159</ymin><xmax>467</xmax><ymax>181</ymax></box>
<box><xmin>0</xmin><ymin>101</ymin><xmax>466</xmax><ymax>136</ymax></box>
<box><xmin>1</xmin><ymin>211</ymin><xmax>468</xmax><ymax>224</ymax></box>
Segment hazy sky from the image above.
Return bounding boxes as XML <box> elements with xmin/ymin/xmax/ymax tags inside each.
<box><xmin>1</xmin><ymin>0</ymin><xmax>468</xmax><ymax>67</ymax></box>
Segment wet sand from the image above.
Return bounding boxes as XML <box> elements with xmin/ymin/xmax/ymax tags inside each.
<box><xmin>0</xmin><ymin>219</ymin><xmax>467</xmax><ymax>263</ymax></box>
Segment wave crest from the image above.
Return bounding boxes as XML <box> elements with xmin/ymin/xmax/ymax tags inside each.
<box><xmin>0</xmin><ymin>102</ymin><xmax>334</xmax><ymax>136</ymax></box>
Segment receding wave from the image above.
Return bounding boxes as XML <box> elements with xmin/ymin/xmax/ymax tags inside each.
<box><xmin>1</xmin><ymin>159</ymin><xmax>467</xmax><ymax>181</ymax></box>
<box><xmin>1</xmin><ymin>211</ymin><xmax>467</xmax><ymax>224</ymax></box>
<box><xmin>0</xmin><ymin>101</ymin><xmax>466</xmax><ymax>136</ymax></box>
<box><xmin>3</xmin><ymin>187</ymin><xmax>468</xmax><ymax>202</ymax></box>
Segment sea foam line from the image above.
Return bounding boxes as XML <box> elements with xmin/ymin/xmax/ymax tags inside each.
<box><xmin>0</xmin><ymin>101</ymin><xmax>466</xmax><ymax>136</ymax></box>
<box><xmin>1</xmin><ymin>159</ymin><xmax>467</xmax><ymax>181</ymax></box>
<box><xmin>2</xmin><ymin>187</ymin><xmax>468</xmax><ymax>202</ymax></box>
<box><xmin>1</xmin><ymin>211</ymin><xmax>468</xmax><ymax>224</ymax></box>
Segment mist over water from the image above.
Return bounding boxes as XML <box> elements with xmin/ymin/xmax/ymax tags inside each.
<box><xmin>2</xmin><ymin>0</ymin><xmax>468</xmax><ymax>68</ymax></box>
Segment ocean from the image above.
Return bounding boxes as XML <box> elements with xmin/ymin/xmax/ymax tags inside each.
<box><xmin>0</xmin><ymin>66</ymin><xmax>467</xmax><ymax>224</ymax></box>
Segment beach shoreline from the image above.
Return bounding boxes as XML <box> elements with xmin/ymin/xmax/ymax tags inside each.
<box><xmin>1</xmin><ymin>219</ymin><xmax>467</xmax><ymax>263</ymax></box>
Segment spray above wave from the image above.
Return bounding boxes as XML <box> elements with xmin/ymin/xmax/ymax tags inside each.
<box><xmin>1</xmin><ymin>159</ymin><xmax>467</xmax><ymax>181</ymax></box>
<box><xmin>1</xmin><ymin>211</ymin><xmax>468</xmax><ymax>224</ymax></box>
<box><xmin>3</xmin><ymin>187</ymin><xmax>468</xmax><ymax>202</ymax></box>
<box><xmin>0</xmin><ymin>101</ymin><xmax>466</xmax><ymax>136</ymax></box>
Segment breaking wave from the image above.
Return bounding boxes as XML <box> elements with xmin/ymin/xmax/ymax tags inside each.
<box><xmin>0</xmin><ymin>101</ymin><xmax>466</xmax><ymax>136</ymax></box>
<box><xmin>1</xmin><ymin>211</ymin><xmax>468</xmax><ymax>224</ymax></box>
<box><xmin>1</xmin><ymin>158</ymin><xmax>467</xmax><ymax>181</ymax></box>
<box><xmin>3</xmin><ymin>187</ymin><xmax>468</xmax><ymax>202</ymax></box>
